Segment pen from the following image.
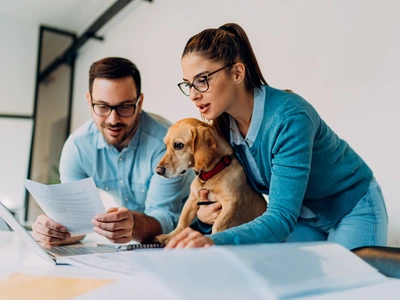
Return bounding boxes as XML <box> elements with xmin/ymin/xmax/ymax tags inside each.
<box><xmin>197</xmin><ymin>201</ymin><xmax>217</xmax><ymax>206</ymax></box>
<box><xmin>96</xmin><ymin>243</ymin><xmax>118</xmax><ymax>249</ymax></box>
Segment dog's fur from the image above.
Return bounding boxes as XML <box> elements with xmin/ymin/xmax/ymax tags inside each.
<box><xmin>154</xmin><ymin>118</ymin><xmax>267</xmax><ymax>245</ymax></box>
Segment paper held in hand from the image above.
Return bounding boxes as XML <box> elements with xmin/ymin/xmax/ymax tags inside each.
<box><xmin>24</xmin><ymin>178</ymin><xmax>106</xmax><ymax>236</ymax></box>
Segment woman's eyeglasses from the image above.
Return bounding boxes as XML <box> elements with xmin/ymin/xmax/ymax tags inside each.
<box><xmin>177</xmin><ymin>63</ymin><xmax>235</xmax><ymax>96</ymax></box>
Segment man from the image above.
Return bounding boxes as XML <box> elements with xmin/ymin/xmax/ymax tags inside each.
<box><xmin>32</xmin><ymin>57</ymin><xmax>193</xmax><ymax>248</ymax></box>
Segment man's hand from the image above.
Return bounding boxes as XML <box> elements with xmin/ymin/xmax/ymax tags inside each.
<box><xmin>165</xmin><ymin>227</ymin><xmax>215</xmax><ymax>248</ymax></box>
<box><xmin>92</xmin><ymin>207</ymin><xmax>162</xmax><ymax>244</ymax></box>
<box><xmin>32</xmin><ymin>214</ymin><xmax>84</xmax><ymax>248</ymax></box>
<box><xmin>197</xmin><ymin>189</ymin><xmax>222</xmax><ymax>225</ymax></box>
<box><xmin>92</xmin><ymin>207</ymin><xmax>134</xmax><ymax>244</ymax></box>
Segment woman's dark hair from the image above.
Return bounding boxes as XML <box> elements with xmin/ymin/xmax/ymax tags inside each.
<box><xmin>88</xmin><ymin>57</ymin><xmax>141</xmax><ymax>98</ymax></box>
<box><xmin>182</xmin><ymin>23</ymin><xmax>267</xmax><ymax>140</ymax></box>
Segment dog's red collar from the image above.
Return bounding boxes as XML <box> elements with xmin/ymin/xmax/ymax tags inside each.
<box><xmin>197</xmin><ymin>155</ymin><xmax>232</xmax><ymax>183</ymax></box>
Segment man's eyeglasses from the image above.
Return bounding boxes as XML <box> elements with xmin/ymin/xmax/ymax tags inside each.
<box><xmin>91</xmin><ymin>97</ymin><xmax>139</xmax><ymax>117</ymax></box>
<box><xmin>177</xmin><ymin>63</ymin><xmax>235</xmax><ymax>96</ymax></box>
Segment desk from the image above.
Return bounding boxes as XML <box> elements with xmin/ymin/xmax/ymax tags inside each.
<box><xmin>0</xmin><ymin>231</ymin><xmax>176</xmax><ymax>299</ymax></box>
<box><xmin>1</xmin><ymin>231</ymin><xmax>400</xmax><ymax>300</ymax></box>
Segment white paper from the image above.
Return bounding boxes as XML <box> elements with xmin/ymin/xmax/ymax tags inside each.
<box><xmin>24</xmin><ymin>178</ymin><xmax>106</xmax><ymax>236</ymax></box>
<box><xmin>61</xmin><ymin>248</ymin><xmax>275</xmax><ymax>300</ymax></box>
<box><xmin>296</xmin><ymin>279</ymin><xmax>400</xmax><ymax>300</ymax></box>
<box><xmin>60</xmin><ymin>242</ymin><xmax>388</xmax><ymax>299</ymax></box>
<box><xmin>222</xmin><ymin>242</ymin><xmax>388</xmax><ymax>298</ymax></box>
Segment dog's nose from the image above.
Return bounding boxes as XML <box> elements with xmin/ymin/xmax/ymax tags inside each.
<box><xmin>156</xmin><ymin>166</ymin><xmax>165</xmax><ymax>176</ymax></box>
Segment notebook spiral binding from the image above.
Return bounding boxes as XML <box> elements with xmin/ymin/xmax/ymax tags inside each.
<box><xmin>117</xmin><ymin>243</ymin><xmax>164</xmax><ymax>251</ymax></box>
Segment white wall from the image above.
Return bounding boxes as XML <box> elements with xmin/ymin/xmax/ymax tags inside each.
<box><xmin>0</xmin><ymin>13</ymin><xmax>37</xmax><ymax>115</ymax></box>
<box><xmin>0</xmin><ymin>13</ymin><xmax>37</xmax><ymax>217</ymax></box>
<box><xmin>71</xmin><ymin>0</ymin><xmax>400</xmax><ymax>246</ymax></box>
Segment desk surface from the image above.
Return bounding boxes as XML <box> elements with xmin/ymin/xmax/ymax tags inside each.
<box><xmin>0</xmin><ymin>231</ymin><xmax>177</xmax><ymax>299</ymax></box>
<box><xmin>1</xmin><ymin>231</ymin><xmax>400</xmax><ymax>300</ymax></box>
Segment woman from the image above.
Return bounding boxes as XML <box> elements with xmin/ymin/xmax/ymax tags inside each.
<box><xmin>167</xmin><ymin>23</ymin><xmax>388</xmax><ymax>250</ymax></box>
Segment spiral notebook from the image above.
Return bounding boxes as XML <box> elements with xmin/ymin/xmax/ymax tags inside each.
<box><xmin>116</xmin><ymin>243</ymin><xmax>164</xmax><ymax>251</ymax></box>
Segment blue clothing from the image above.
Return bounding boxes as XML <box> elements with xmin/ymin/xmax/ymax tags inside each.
<box><xmin>210</xmin><ymin>85</ymin><xmax>387</xmax><ymax>248</ymax></box>
<box><xmin>286</xmin><ymin>178</ymin><xmax>388</xmax><ymax>249</ymax></box>
<box><xmin>59</xmin><ymin>111</ymin><xmax>194</xmax><ymax>234</ymax></box>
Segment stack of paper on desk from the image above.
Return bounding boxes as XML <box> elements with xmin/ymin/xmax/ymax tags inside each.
<box><xmin>62</xmin><ymin>242</ymin><xmax>388</xmax><ymax>299</ymax></box>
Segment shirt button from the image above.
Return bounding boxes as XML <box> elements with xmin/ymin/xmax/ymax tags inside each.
<box><xmin>125</xmin><ymin>198</ymin><xmax>129</xmax><ymax>201</ymax></box>
<box><xmin>105</xmin><ymin>187</ymin><xmax>109</xmax><ymax>190</ymax></box>
<box><xmin>120</xmin><ymin>180</ymin><xmax>124</xmax><ymax>184</ymax></box>
<box><xmin>141</xmin><ymin>189</ymin><xmax>145</xmax><ymax>193</ymax></box>
<box><xmin>119</xmin><ymin>157</ymin><xmax>123</xmax><ymax>161</ymax></box>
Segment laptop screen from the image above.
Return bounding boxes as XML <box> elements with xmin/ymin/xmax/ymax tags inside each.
<box><xmin>0</xmin><ymin>201</ymin><xmax>56</xmax><ymax>264</ymax></box>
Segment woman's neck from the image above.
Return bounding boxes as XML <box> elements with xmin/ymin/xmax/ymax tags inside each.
<box><xmin>229</xmin><ymin>89</ymin><xmax>254</xmax><ymax>138</ymax></box>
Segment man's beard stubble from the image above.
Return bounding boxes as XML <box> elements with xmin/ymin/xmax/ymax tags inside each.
<box><xmin>101</xmin><ymin>122</ymin><xmax>127</xmax><ymax>147</ymax></box>
<box><xmin>100</xmin><ymin>120</ymin><xmax>138</xmax><ymax>148</ymax></box>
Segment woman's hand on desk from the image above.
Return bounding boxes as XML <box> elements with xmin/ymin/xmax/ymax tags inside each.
<box><xmin>165</xmin><ymin>227</ymin><xmax>215</xmax><ymax>249</ymax></box>
<box><xmin>32</xmin><ymin>214</ymin><xmax>84</xmax><ymax>248</ymax></box>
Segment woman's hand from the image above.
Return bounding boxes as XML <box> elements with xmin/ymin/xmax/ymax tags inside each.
<box><xmin>197</xmin><ymin>202</ymin><xmax>222</xmax><ymax>224</ymax></box>
<box><xmin>165</xmin><ymin>227</ymin><xmax>215</xmax><ymax>248</ymax></box>
<box><xmin>196</xmin><ymin>189</ymin><xmax>222</xmax><ymax>225</ymax></box>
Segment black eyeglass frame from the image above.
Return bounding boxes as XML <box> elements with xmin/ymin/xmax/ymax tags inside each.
<box><xmin>91</xmin><ymin>96</ymin><xmax>140</xmax><ymax>117</ymax></box>
<box><xmin>177</xmin><ymin>62</ymin><xmax>236</xmax><ymax>96</ymax></box>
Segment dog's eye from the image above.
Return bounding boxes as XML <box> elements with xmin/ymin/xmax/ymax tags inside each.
<box><xmin>173</xmin><ymin>142</ymin><xmax>184</xmax><ymax>150</ymax></box>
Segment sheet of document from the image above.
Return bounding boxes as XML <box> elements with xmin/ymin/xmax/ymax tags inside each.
<box><xmin>61</xmin><ymin>248</ymin><xmax>275</xmax><ymax>300</ymax></box>
<box><xmin>222</xmin><ymin>242</ymin><xmax>388</xmax><ymax>298</ymax></box>
<box><xmin>24</xmin><ymin>178</ymin><xmax>105</xmax><ymax>236</ymax></box>
<box><xmin>296</xmin><ymin>278</ymin><xmax>400</xmax><ymax>300</ymax></box>
<box><xmin>60</xmin><ymin>242</ymin><xmax>388</xmax><ymax>299</ymax></box>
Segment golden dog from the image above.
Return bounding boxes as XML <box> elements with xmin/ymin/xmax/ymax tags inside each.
<box><xmin>154</xmin><ymin>118</ymin><xmax>267</xmax><ymax>245</ymax></box>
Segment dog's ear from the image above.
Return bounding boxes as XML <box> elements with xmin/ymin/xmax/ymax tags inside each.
<box><xmin>191</xmin><ymin>126</ymin><xmax>217</xmax><ymax>170</ymax></box>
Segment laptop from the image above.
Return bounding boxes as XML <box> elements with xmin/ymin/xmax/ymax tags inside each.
<box><xmin>0</xmin><ymin>201</ymin><xmax>117</xmax><ymax>265</ymax></box>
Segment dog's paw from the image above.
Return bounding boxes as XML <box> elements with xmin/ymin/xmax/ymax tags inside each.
<box><xmin>153</xmin><ymin>234</ymin><xmax>172</xmax><ymax>246</ymax></box>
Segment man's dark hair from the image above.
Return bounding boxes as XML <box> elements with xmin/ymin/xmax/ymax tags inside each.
<box><xmin>88</xmin><ymin>57</ymin><xmax>141</xmax><ymax>97</ymax></box>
